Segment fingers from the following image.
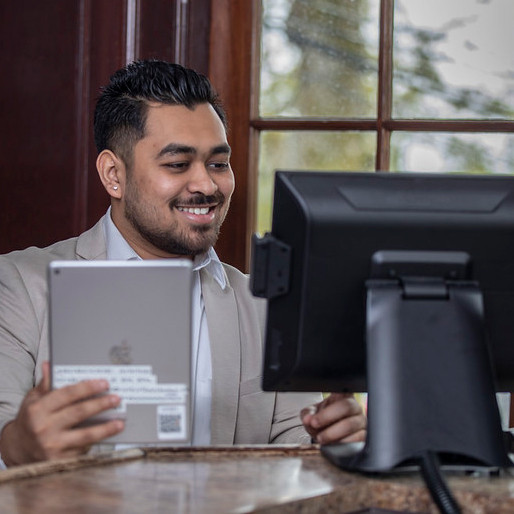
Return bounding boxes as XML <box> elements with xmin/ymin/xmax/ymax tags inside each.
<box><xmin>0</xmin><ymin>375</ymin><xmax>125</xmax><ymax>465</ymax></box>
<box><xmin>38</xmin><ymin>379</ymin><xmax>112</xmax><ymax>414</ymax></box>
<box><xmin>312</xmin><ymin>412</ymin><xmax>366</xmax><ymax>444</ymax></box>
<box><xmin>26</xmin><ymin>381</ymin><xmax>122</xmax><ymax>436</ymax></box>
<box><xmin>22</xmin><ymin>417</ymin><xmax>125</xmax><ymax>463</ymax></box>
<box><xmin>38</xmin><ymin>361</ymin><xmax>51</xmax><ymax>394</ymax></box>
<box><xmin>340</xmin><ymin>428</ymin><xmax>367</xmax><ymax>444</ymax></box>
<box><xmin>301</xmin><ymin>393</ymin><xmax>367</xmax><ymax>445</ymax></box>
<box><xmin>27</xmin><ymin>361</ymin><xmax>51</xmax><ymax>404</ymax></box>
<box><xmin>0</xmin><ymin>400</ymin><xmax>125</xmax><ymax>466</ymax></box>
<box><xmin>49</xmin><ymin>419</ymin><xmax>125</xmax><ymax>458</ymax></box>
<box><xmin>301</xmin><ymin>393</ymin><xmax>360</xmax><ymax>431</ymax></box>
<box><xmin>300</xmin><ymin>404</ymin><xmax>318</xmax><ymax>420</ymax></box>
<box><xmin>53</xmin><ymin>391</ymin><xmax>122</xmax><ymax>430</ymax></box>
<box><xmin>32</xmin><ymin>363</ymin><xmax>113</xmax><ymax>421</ymax></box>
<box><xmin>311</xmin><ymin>393</ymin><xmax>362</xmax><ymax>428</ymax></box>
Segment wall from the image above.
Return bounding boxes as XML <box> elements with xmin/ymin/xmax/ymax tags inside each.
<box><xmin>0</xmin><ymin>0</ymin><xmax>212</xmax><ymax>255</ymax></box>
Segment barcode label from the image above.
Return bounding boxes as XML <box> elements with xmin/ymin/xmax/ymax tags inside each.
<box><xmin>157</xmin><ymin>405</ymin><xmax>187</xmax><ymax>440</ymax></box>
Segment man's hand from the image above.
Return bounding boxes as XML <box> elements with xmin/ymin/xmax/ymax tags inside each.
<box><xmin>0</xmin><ymin>362</ymin><xmax>124</xmax><ymax>466</ymax></box>
<box><xmin>300</xmin><ymin>393</ymin><xmax>366</xmax><ymax>445</ymax></box>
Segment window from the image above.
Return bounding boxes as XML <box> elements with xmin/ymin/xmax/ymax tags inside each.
<box><xmin>209</xmin><ymin>0</ymin><xmax>514</xmax><ymax>269</ymax></box>
<box><xmin>257</xmin><ymin>0</ymin><xmax>514</xmax><ymax>233</ymax></box>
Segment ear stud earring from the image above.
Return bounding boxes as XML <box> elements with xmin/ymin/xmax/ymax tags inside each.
<box><xmin>113</xmin><ymin>186</ymin><xmax>119</xmax><ymax>190</ymax></box>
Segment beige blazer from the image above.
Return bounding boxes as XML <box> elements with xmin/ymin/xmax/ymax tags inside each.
<box><xmin>0</xmin><ymin>217</ymin><xmax>320</xmax><ymax>443</ymax></box>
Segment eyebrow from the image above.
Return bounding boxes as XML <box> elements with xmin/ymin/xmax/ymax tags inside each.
<box><xmin>157</xmin><ymin>143</ymin><xmax>231</xmax><ymax>159</ymax></box>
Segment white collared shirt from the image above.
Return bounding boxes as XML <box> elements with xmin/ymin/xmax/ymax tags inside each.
<box><xmin>104</xmin><ymin>208</ymin><xmax>226</xmax><ymax>445</ymax></box>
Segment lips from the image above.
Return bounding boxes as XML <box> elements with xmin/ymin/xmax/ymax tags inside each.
<box><xmin>172</xmin><ymin>193</ymin><xmax>225</xmax><ymax>223</ymax></box>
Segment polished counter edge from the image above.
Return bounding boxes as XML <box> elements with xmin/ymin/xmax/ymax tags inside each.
<box><xmin>0</xmin><ymin>445</ymin><xmax>317</xmax><ymax>483</ymax></box>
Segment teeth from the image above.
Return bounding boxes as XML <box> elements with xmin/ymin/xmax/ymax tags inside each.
<box><xmin>178</xmin><ymin>206</ymin><xmax>210</xmax><ymax>215</ymax></box>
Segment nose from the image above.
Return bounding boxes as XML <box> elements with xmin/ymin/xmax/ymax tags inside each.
<box><xmin>187</xmin><ymin>164</ymin><xmax>218</xmax><ymax>196</ymax></box>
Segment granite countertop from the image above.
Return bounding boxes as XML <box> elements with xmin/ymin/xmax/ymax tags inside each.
<box><xmin>0</xmin><ymin>446</ymin><xmax>513</xmax><ymax>513</ymax></box>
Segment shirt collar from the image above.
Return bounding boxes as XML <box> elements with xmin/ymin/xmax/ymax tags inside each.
<box><xmin>103</xmin><ymin>207</ymin><xmax>227</xmax><ymax>289</ymax></box>
<box><xmin>104</xmin><ymin>207</ymin><xmax>140</xmax><ymax>261</ymax></box>
<box><xmin>192</xmin><ymin>247</ymin><xmax>227</xmax><ymax>290</ymax></box>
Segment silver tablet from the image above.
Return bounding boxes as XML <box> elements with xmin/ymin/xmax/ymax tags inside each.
<box><xmin>48</xmin><ymin>260</ymin><xmax>192</xmax><ymax>444</ymax></box>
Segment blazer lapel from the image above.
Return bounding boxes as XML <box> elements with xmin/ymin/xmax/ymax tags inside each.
<box><xmin>75</xmin><ymin>216</ymin><xmax>108</xmax><ymax>260</ymax></box>
<box><xmin>200</xmin><ymin>268</ymin><xmax>241</xmax><ymax>444</ymax></box>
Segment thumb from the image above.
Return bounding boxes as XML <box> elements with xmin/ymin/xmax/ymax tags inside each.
<box><xmin>35</xmin><ymin>361</ymin><xmax>51</xmax><ymax>394</ymax></box>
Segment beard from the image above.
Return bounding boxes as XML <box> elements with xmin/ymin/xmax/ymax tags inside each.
<box><xmin>124</xmin><ymin>186</ymin><xmax>229</xmax><ymax>257</ymax></box>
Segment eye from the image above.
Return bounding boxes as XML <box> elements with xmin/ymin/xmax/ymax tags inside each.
<box><xmin>162</xmin><ymin>161</ymin><xmax>190</xmax><ymax>171</ymax></box>
<box><xmin>208</xmin><ymin>161</ymin><xmax>230</xmax><ymax>171</ymax></box>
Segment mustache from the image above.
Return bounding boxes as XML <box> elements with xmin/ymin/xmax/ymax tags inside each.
<box><xmin>170</xmin><ymin>192</ymin><xmax>225</xmax><ymax>207</ymax></box>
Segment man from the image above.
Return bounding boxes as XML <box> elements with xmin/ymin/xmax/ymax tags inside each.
<box><xmin>0</xmin><ymin>60</ymin><xmax>366</xmax><ymax>466</ymax></box>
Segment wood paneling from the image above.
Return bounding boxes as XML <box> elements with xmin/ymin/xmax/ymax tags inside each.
<box><xmin>0</xmin><ymin>0</ymin><xmax>214</xmax><ymax>258</ymax></box>
<box><xmin>208</xmin><ymin>0</ymin><xmax>254</xmax><ymax>271</ymax></box>
<box><xmin>82</xmin><ymin>0</ymin><xmax>128</xmax><ymax>231</ymax></box>
<box><xmin>0</xmin><ymin>0</ymin><xmax>127</xmax><ymax>253</ymax></box>
<box><xmin>0</xmin><ymin>0</ymin><xmax>84</xmax><ymax>252</ymax></box>
<box><xmin>137</xmin><ymin>0</ymin><xmax>176</xmax><ymax>61</ymax></box>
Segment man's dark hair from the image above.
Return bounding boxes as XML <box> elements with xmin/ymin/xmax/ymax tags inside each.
<box><xmin>94</xmin><ymin>60</ymin><xmax>227</xmax><ymax>164</ymax></box>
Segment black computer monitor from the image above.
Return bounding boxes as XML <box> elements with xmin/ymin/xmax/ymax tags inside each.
<box><xmin>251</xmin><ymin>171</ymin><xmax>514</xmax><ymax>473</ymax></box>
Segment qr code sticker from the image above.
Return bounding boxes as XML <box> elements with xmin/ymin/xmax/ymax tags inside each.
<box><xmin>157</xmin><ymin>405</ymin><xmax>187</xmax><ymax>440</ymax></box>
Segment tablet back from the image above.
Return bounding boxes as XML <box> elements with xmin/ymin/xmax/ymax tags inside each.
<box><xmin>48</xmin><ymin>260</ymin><xmax>192</xmax><ymax>444</ymax></box>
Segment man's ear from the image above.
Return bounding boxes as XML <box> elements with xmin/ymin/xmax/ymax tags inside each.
<box><xmin>96</xmin><ymin>150</ymin><xmax>124</xmax><ymax>198</ymax></box>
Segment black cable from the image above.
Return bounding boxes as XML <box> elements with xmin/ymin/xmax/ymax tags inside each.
<box><xmin>419</xmin><ymin>451</ymin><xmax>462</xmax><ymax>514</ymax></box>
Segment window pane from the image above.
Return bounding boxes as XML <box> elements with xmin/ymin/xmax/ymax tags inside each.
<box><xmin>390</xmin><ymin>132</ymin><xmax>514</xmax><ymax>174</ymax></box>
<box><xmin>260</xmin><ymin>0</ymin><xmax>380</xmax><ymax>118</ymax></box>
<box><xmin>393</xmin><ymin>0</ymin><xmax>514</xmax><ymax>119</ymax></box>
<box><xmin>257</xmin><ymin>131</ymin><xmax>376</xmax><ymax>233</ymax></box>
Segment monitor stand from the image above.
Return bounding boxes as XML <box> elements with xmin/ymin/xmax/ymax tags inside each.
<box><xmin>322</xmin><ymin>252</ymin><xmax>512</xmax><ymax>473</ymax></box>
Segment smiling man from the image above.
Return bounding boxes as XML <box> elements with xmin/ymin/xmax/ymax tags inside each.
<box><xmin>0</xmin><ymin>61</ymin><xmax>366</xmax><ymax>466</ymax></box>
<box><xmin>103</xmin><ymin>102</ymin><xmax>234</xmax><ymax>259</ymax></box>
